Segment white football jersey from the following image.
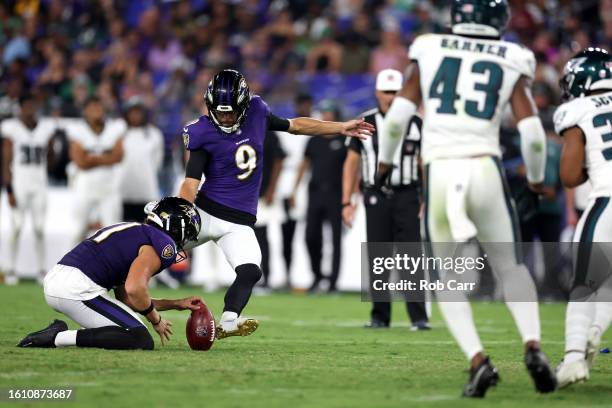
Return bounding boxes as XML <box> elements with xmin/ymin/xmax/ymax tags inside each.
<box><xmin>66</xmin><ymin>119</ymin><xmax>126</xmax><ymax>194</ymax></box>
<box><xmin>411</xmin><ymin>33</ymin><xmax>536</xmax><ymax>163</ymax></box>
<box><xmin>554</xmin><ymin>91</ymin><xmax>612</xmax><ymax>199</ymax></box>
<box><xmin>1</xmin><ymin>117</ymin><xmax>57</xmax><ymax>186</ymax></box>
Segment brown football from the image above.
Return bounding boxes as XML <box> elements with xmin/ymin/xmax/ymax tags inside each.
<box><xmin>186</xmin><ymin>300</ymin><xmax>215</xmax><ymax>351</ymax></box>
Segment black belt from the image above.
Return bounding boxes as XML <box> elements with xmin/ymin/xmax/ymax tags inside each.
<box><xmin>195</xmin><ymin>193</ymin><xmax>256</xmax><ymax>227</ymax></box>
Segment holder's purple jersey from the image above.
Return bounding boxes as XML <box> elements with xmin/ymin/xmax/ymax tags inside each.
<box><xmin>182</xmin><ymin>95</ymin><xmax>270</xmax><ymax>216</ymax></box>
<box><xmin>59</xmin><ymin>223</ymin><xmax>177</xmax><ymax>290</ymax></box>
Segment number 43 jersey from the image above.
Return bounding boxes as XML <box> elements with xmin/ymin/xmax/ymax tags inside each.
<box><xmin>411</xmin><ymin>33</ymin><xmax>535</xmax><ymax>164</ymax></box>
<box><xmin>554</xmin><ymin>91</ymin><xmax>612</xmax><ymax>199</ymax></box>
<box><xmin>183</xmin><ymin>95</ymin><xmax>269</xmax><ymax>217</ymax></box>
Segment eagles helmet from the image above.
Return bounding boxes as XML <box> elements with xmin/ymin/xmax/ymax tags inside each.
<box><xmin>451</xmin><ymin>0</ymin><xmax>509</xmax><ymax>38</ymax></box>
<box><xmin>559</xmin><ymin>47</ymin><xmax>612</xmax><ymax>101</ymax></box>
<box><xmin>144</xmin><ymin>197</ymin><xmax>201</xmax><ymax>260</ymax></box>
<box><xmin>205</xmin><ymin>69</ymin><xmax>250</xmax><ymax>133</ymax></box>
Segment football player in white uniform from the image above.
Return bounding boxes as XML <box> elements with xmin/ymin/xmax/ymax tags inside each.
<box><xmin>378</xmin><ymin>0</ymin><xmax>556</xmax><ymax>397</ymax></box>
<box><xmin>1</xmin><ymin>94</ymin><xmax>56</xmax><ymax>284</ymax></box>
<box><xmin>554</xmin><ymin>48</ymin><xmax>612</xmax><ymax>389</ymax></box>
<box><xmin>66</xmin><ymin>97</ymin><xmax>125</xmax><ymax>243</ymax></box>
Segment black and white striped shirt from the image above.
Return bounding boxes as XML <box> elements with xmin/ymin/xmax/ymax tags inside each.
<box><xmin>347</xmin><ymin>108</ymin><xmax>421</xmax><ymax>188</ymax></box>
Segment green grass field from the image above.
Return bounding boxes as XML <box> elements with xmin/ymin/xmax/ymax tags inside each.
<box><xmin>1</xmin><ymin>283</ymin><xmax>611</xmax><ymax>408</ymax></box>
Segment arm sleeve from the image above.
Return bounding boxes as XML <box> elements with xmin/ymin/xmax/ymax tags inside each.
<box><xmin>185</xmin><ymin>149</ymin><xmax>209</xmax><ymax>180</ymax></box>
<box><xmin>380</xmin><ymin>96</ymin><xmax>417</xmax><ymax>164</ymax></box>
<box><xmin>267</xmin><ymin>113</ymin><xmax>291</xmax><ymax>132</ymax></box>
<box><xmin>517</xmin><ymin>116</ymin><xmax>547</xmax><ymax>184</ymax></box>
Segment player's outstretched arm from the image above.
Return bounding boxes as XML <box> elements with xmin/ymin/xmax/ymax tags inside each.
<box><xmin>378</xmin><ymin>62</ymin><xmax>421</xmax><ymax>173</ymax></box>
<box><xmin>287</xmin><ymin>117</ymin><xmax>374</xmax><ymax>139</ymax></box>
<box><xmin>510</xmin><ymin>76</ymin><xmax>546</xmax><ymax>191</ymax></box>
<box><xmin>559</xmin><ymin>126</ymin><xmax>588</xmax><ymax>188</ymax></box>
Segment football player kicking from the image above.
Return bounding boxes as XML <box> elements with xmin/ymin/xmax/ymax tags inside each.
<box><xmin>178</xmin><ymin>69</ymin><xmax>373</xmax><ymax>339</ymax></box>
<box><xmin>554</xmin><ymin>48</ymin><xmax>612</xmax><ymax>388</ymax></box>
<box><xmin>18</xmin><ymin>197</ymin><xmax>203</xmax><ymax>350</ymax></box>
<box><xmin>377</xmin><ymin>0</ymin><xmax>556</xmax><ymax>397</ymax></box>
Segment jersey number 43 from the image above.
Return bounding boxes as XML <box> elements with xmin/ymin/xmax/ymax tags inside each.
<box><xmin>429</xmin><ymin>57</ymin><xmax>504</xmax><ymax>120</ymax></box>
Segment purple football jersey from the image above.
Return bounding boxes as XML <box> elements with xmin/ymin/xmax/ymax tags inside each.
<box><xmin>59</xmin><ymin>223</ymin><xmax>177</xmax><ymax>290</ymax></box>
<box><xmin>183</xmin><ymin>95</ymin><xmax>270</xmax><ymax>216</ymax></box>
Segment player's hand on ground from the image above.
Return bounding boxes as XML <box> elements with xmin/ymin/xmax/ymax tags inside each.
<box><xmin>153</xmin><ymin>318</ymin><xmax>173</xmax><ymax>345</ymax></box>
<box><xmin>342</xmin><ymin>204</ymin><xmax>356</xmax><ymax>228</ymax></box>
<box><xmin>341</xmin><ymin>118</ymin><xmax>374</xmax><ymax>140</ymax></box>
<box><xmin>174</xmin><ymin>296</ymin><xmax>204</xmax><ymax>311</ymax></box>
<box><xmin>8</xmin><ymin>193</ymin><xmax>16</xmax><ymax>207</ymax></box>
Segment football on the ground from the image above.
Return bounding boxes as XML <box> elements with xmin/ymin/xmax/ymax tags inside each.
<box><xmin>186</xmin><ymin>300</ymin><xmax>215</xmax><ymax>351</ymax></box>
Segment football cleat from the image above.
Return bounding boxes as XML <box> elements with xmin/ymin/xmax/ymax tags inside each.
<box><xmin>556</xmin><ymin>359</ymin><xmax>589</xmax><ymax>389</ymax></box>
<box><xmin>17</xmin><ymin>320</ymin><xmax>68</xmax><ymax>348</ymax></box>
<box><xmin>586</xmin><ymin>326</ymin><xmax>602</xmax><ymax>369</ymax></box>
<box><xmin>215</xmin><ymin>317</ymin><xmax>259</xmax><ymax>339</ymax></box>
<box><xmin>462</xmin><ymin>357</ymin><xmax>500</xmax><ymax>398</ymax></box>
<box><xmin>525</xmin><ymin>348</ymin><xmax>557</xmax><ymax>393</ymax></box>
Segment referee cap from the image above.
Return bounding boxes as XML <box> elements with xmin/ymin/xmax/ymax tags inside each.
<box><xmin>376</xmin><ymin>69</ymin><xmax>403</xmax><ymax>91</ymax></box>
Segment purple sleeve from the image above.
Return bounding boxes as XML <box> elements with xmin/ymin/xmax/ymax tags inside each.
<box><xmin>182</xmin><ymin>118</ymin><xmax>205</xmax><ymax>151</ymax></box>
<box><xmin>144</xmin><ymin>226</ymin><xmax>177</xmax><ymax>269</ymax></box>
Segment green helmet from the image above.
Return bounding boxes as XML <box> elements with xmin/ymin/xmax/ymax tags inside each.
<box><xmin>560</xmin><ymin>47</ymin><xmax>612</xmax><ymax>101</ymax></box>
<box><xmin>451</xmin><ymin>0</ymin><xmax>509</xmax><ymax>38</ymax></box>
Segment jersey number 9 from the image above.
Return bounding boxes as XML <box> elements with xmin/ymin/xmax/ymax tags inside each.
<box><xmin>235</xmin><ymin>144</ymin><xmax>257</xmax><ymax>180</ymax></box>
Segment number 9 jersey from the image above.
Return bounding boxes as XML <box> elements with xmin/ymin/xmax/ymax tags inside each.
<box><xmin>182</xmin><ymin>95</ymin><xmax>269</xmax><ymax>217</ymax></box>
<box><xmin>411</xmin><ymin>33</ymin><xmax>536</xmax><ymax>164</ymax></box>
<box><xmin>554</xmin><ymin>91</ymin><xmax>612</xmax><ymax>199</ymax></box>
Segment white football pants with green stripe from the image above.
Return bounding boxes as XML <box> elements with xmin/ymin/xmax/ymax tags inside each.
<box><xmin>422</xmin><ymin>156</ymin><xmax>540</xmax><ymax>360</ymax></box>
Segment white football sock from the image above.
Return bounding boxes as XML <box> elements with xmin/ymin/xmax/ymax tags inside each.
<box><xmin>220</xmin><ymin>312</ymin><xmax>239</xmax><ymax>331</ymax></box>
<box><xmin>592</xmin><ymin>302</ymin><xmax>612</xmax><ymax>334</ymax></box>
<box><xmin>493</xmin><ymin>262</ymin><xmax>541</xmax><ymax>343</ymax></box>
<box><xmin>54</xmin><ymin>330</ymin><xmax>77</xmax><ymax>347</ymax></box>
<box><xmin>34</xmin><ymin>229</ymin><xmax>46</xmax><ymax>275</ymax></box>
<box><xmin>221</xmin><ymin>312</ymin><xmax>238</xmax><ymax>323</ymax></box>
<box><xmin>564</xmin><ymin>301</ymin><xmax>595</xmax><ymax>363</ymax></box>
<box><xmin>505</xmin><ymin>302</ymin><xmax>541</xmax><ymax>344</ymax></box>
<box><xmin>438</xmin><ymin>301</ymin><xmax>483</xmax><ymax>360</ymax></box>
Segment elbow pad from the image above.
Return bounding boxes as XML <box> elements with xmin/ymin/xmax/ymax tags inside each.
<box><xmin>379</xmin><ymin>96</ymin><xmax>417</xmax><ymax>164</ymax></box>
<box><xmin>517</xmin><ymin>116</ymin><xmax>546</xmax><ymax>184</ymax></box>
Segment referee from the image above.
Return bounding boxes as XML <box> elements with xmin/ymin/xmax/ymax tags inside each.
<box><xmin>342</xmin><ymin>69</ymin><xmax>429</xmax><ymax>330</ymax></box>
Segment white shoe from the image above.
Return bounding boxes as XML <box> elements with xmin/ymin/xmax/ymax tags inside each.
<box><xmin>5</xmin><ymin>275</ymin><xmax>19</xmax><ymax>286</ymax></box>
<box><xmin>586</xmin><ymin>326</ymin><xmax>602</xmax><ymax>369</ymax></box>
<box><xmin>556</xmin><ymin>359</ymin><xmax>589</xmax><ymax>389</ymax></box>
<box><xmin>216</xmin><ymin>317</ymin><xmax>259</xmax><ymax>339</ymax></box>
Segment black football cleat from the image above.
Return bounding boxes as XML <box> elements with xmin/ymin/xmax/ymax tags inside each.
<box><xmin>364</xmin><ymin>319</ymin><xmax>389</xmax><ymax>328</ymax></box>
<box><xmin>17</xmin><ymin>320</ymin><xmax>68</xmax><ymax>348</ymax></box>
<box><xmin>525</xmin><ymin>348</ymin><xmax>557</xmax><ymax>393</ymax></box>
<box><xmin>462</xmin><ymin>357</ymin><xmax>500</xmax><ymax>398</ymax></box>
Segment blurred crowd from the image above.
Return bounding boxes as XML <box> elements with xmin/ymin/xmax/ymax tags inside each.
<box><xmin>0</xmin><ymin>0</ymin><xmax>609</xmax><ymax>293</ymax></box>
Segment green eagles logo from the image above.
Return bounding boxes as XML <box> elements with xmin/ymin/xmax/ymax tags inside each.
<box><xmin>183</xmin><ymin>132</ymin><xmax>189</xmax><ymax>149</ymax></box>
<box><xmin>162</xmin><ymin>244</ymin><xmax>175</xmax><ymax>259</ymax></box>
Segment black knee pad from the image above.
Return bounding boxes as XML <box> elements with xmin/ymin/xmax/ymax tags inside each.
<box><xmin>235</xmin><ymin>263</ymin><xmax>263</xmax><ymax>285</ymax></box>
<box><xmin>129</xmin><ymin>326</ymin><xmax>154</xmax><ymax>350</ymax></box>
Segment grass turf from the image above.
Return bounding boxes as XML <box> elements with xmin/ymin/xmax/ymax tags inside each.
<box><xmin>1</xmin><ymin>283</ymin><xmax>611</xmax><ymax>408</ymax></box>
